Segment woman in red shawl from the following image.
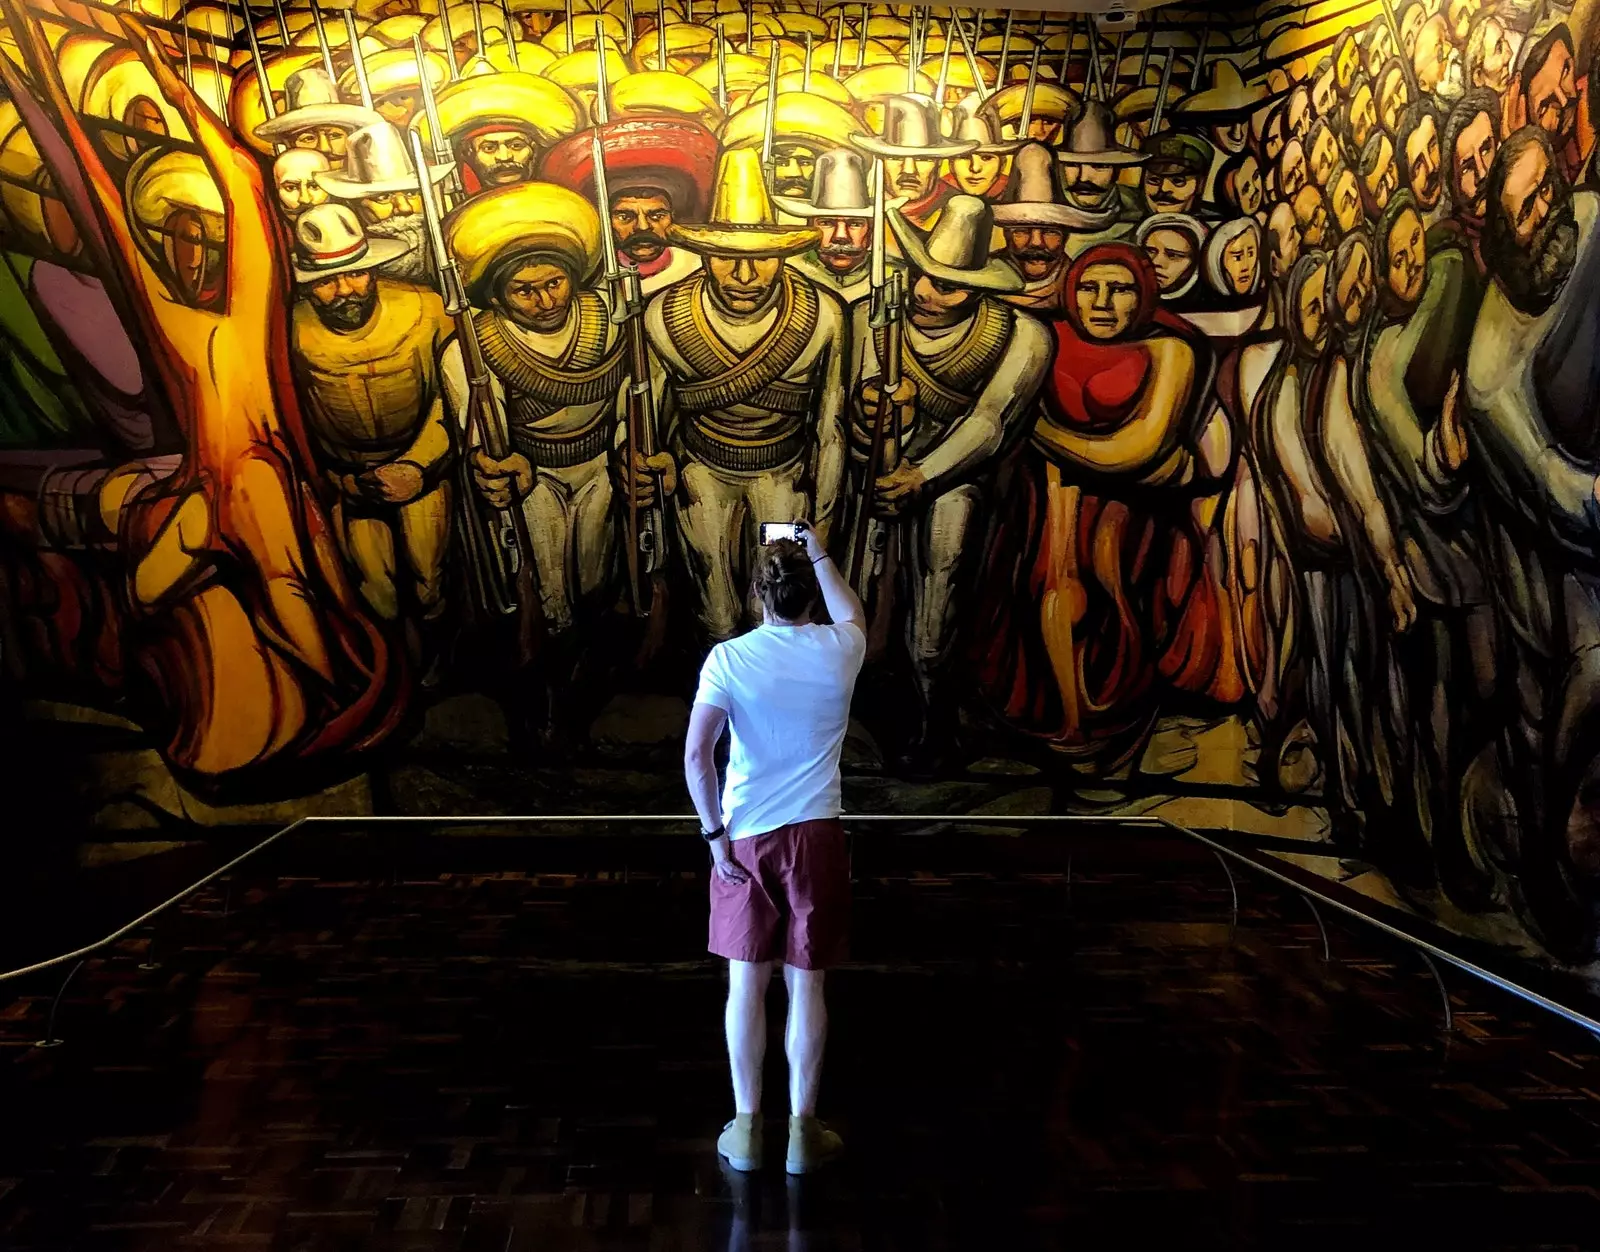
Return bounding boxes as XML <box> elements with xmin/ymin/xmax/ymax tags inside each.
<box><xmin>974</xmin><ymin>242</ymin><xmax>1227</xmax><ymax>769</ymax></box>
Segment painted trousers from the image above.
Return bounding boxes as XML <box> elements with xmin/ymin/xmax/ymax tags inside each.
<box><xmin>517</xmin><ymin>450</ymin><xmax>617</xmax><ymax>634</ymax></box>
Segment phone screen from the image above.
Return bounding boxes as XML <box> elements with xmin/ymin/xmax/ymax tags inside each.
<box><xmin>759</xmin><ymin>523</ymin><xmax>801</xmax><ymax>545</ymax></box>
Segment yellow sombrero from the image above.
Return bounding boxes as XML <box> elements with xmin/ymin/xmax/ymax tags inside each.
<box><xmin>686</xmin><ymin>50</ymin><xmax>770</xmax><ymax>95</ymax></box>
<box><xmin>227</xmin><ymin>50</ymin><xmax>322</xmax><ymax>156</ymax></box>
<box><xmin>366</xmin><ymin>13</ymin><xmax>431</xmax><ymax>45</ymax></box>
<box><xmin>0</xmin><ymin>101</ymin><xmax>81</xmax><ymax>259</ymax></box>
<box><xmin>775</xmin><ymin>12</ymin><xmax>828</xmax><ymax>38</ymax></box>
<box><xmin>704</xmin><ymin>10</ymin><xmax>784</xmax><ymax>42</ymax></box>
<box><xmin>981</xmin><ymin>81</ymin><xmax>1079</xmax><ymax>131</ymax></box>
<box><xmin>56</xmin><ymin>33</ymin><xmax>119</xmax><ymax>109</ymax></box>
<box><xmin>668</xmin><ymin>147</ymin><xmax>817</xmax><ymax>256</ymax></box>
<box><xmin>843</xmin><ymin>62</ymin><xmax>933</xmax><ymax>101</ymax></box>
<box><xmin>914</xmin><ymin>56</ymin><xmax>996</xmax><ymax>92</ymax></box>
<box><xmin>83</xmin><ymin>54</ymin><xmax>194</xmax><ymax>158</ymax></box>
<box><xmin>445</xmin><ymin>179</ymin><xmax>602</xmax><ymax>300</ymax></box>
<box><xmin>744</xmin><ymin>70</ymin><xmax>853</xmax><ymax>107</ymax></box>
<box><xmin>820</xmin><ymin>37</ymin><xmax>897</xmax><ymax>68</ymax></box>
<box><xmin>473</xmin><ymin>38</ymin><xmax>557</xmax><ymax>73</ymax></box>
<box><xmin>421</xmin><ymin>6</ymin><xmax>506</xmax><ymax>50</ymax></box>
<box><xmin>718</xmin><ymin>91</ymin><xmax>858</xmax><ymax>151</ymax></box>
<box><xmin>630</xmin><ymin>21</ymin><xmax>715</xmax><ymax>71</ymax></box>
<box><xmin>339</xmin><ymin>46</ymin><xmax>449</xmax><ymax>99</ymax></box>
<box><xmin>544</xmin><ymin>42</ymin><xmax>631</xmax><ymax>93</ymax></box>
<box><xmin>541</xmin><ymin>12</ymin><xmax>627</xmax><ymax>51</ymax></box>
<box><xmin>612</xmin><ymin>70</ymin><xmax>723</xmax><ymax>125</ymax></box>
<box><xmin>425</xmin><ymin>70</ymin><xmax>584</xmax><ymax>144</ymax></box>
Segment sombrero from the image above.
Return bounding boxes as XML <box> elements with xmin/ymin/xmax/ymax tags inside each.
<box><xmin>851</xmin><ymin>94</ymin><xmax>975</xmax><ymax>160</ymax></box>
<box><xmin>291</xmin><ymin>202</ymin><xmax>411</xmax><ymax>283</ymax></box>
<box><xmin>667</xmin><ymin>147</ymin><xmax>817</xmax><ymax>256</ymax></box>
<box><xmin>743</xmin><ymin>71</ymin><xmax>854</xmax><ymax>108</ymax></box>
<box><xmin>445</xmin><ymin>179</ymin><xmax>602</xmax><ymax>301</ymax></box>
<box><xmin>888</xmin><ymin>194</ymin><xmax>1023</xmax><ymax>292</ymax></box>
<box><xmin>719</xmin><ymin>91</ymin><xmax>859</xmax><ymax>152</ymax></box>
<box><xmin>424</xmin><ymin>70</ymin><xmax>583</xmax><ymax>145</ymax></box>
<box><xmin>1173</xmin><ymin>60</ymin><xmax>1272</xmax><ymax>122</ymax></box>
<box><xmin>540</xmin><ymin>116</ymin><xmax>718</xmax><ymax>218</ymax></box>
<box><xmin>254</xmin><ymin>67</ymin><xmax>382</xmax><ymax>143</ymax></box>
<box><xmin>611</xmin><ymin>70</ymin><xmax>723</xmax><ymax>124</ymax></box>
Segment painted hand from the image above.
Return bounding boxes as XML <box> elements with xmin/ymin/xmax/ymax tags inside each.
<box><xmin>365</xmin><ymin>460</ymin><xmax>426</xmax><ymax>505</ymax></box>
<box><xmin>852</xmin><ymin>376</ymin><xmax>917</xmax><ymax>461</ymax></box>
<box><xmin>626</xmin><ymin>449</ymin><xmax>678</xmax><ymax>508</ymax></box>
<box><xmin>874</xmin><ymin>460</ymin><xmax>926</xmax><ymax>516</ymax></box>
<box><xmin>1438</xmin><ymin>372</ymin><xmax>1469</xmax><ymax>473</ymax></box>
<box><xmin>472</xmin><ymin>450</ymin><xmax>534</xmax><ymax>509</ymax></box>
<box><xmin>1386</xmin><ymin>562</ymin><xmax>1418</xmax><ymax>633</ymax></box>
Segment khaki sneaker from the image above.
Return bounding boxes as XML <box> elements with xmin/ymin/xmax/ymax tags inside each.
<box><xmin>785</xmin><ymin>1115</ymin><xmax>843</xmax><ymax>1175</ymax></box>
<box><xmin>717</xmin><ymin>1113</ymin><xmax>763</xmax><ymax>1171</ymax></box>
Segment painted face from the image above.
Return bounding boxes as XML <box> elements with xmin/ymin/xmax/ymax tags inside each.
<box><xmin>610</xmin><ymin>193</ymin><xmax>674</xmax><ymax>263</ymax></box>
<box><xmin>1222</xmin><ymin>230</ymin><xmax>1259</xmax><ymax>295</ymax></box>
<box><xmin>816</xmin><ymin>216</ymin><xmax>871</xmax><ymax>275</ymax></box>
<box><xmin>1310</xmin><ymin>126</ymin><xmax>1340</xmax><ymax>187</ymax></box>
<box><xmin>1336</xmin><ymin>36</ymin><xmax>1360</xmax><ymax>91</ymax></box>
<box><xmin>950</xmin><ymin>150</ymin><xmax>1003</xmax><ymax>197</ymax></box>
<box><xmin>1400</xmin><ymin>3</ymin><xmax>1426</xmax><ymax>54</ymax></box>
<box><xmin>1264</xmin><ymin>109</ymin><xmax>1287</xmax><ymax>163</ymax></box>
<box><xmin>1005</xmin><ymin>226</ymin><xmax>1067</xmax><ymax>281</ymax></box>
<box><xmin>910</xmin><ymin>272</ymin><xmax>977</xmax><ymax>326</ymax></box>
<box><xmin>1501</xmin><ymin>139</ymin><xmax>1555</xmax><ymax>249</ymax></box>
<box><xmin>499</xmin><ymin>260</ymin><xmax>574</xmax><ymax>331</ymax></box>
<box><xmin>1312</xmin><ymin>66</ymin><xmax>1338</xmax><ymax>118</ymax></box>
<box><xmin>1453</xmin><ymin>110</ymin><xmax>1498</xmax><ymax>217</ymax></box>
<box><xmin>1287</xmin><ymin>86</ymin><xmax>1312</xmax><ymax>139</ymax></box>
<box><xmin>1269</xmin><ymin>202</ymin><xmax>1301</xmax><ymax>278</ymax></box>
<box><xmin>1297</xmin><ymin>261</ymin><xmax>1330</xmax><ymax>350</ymax></box>
<box><xmin>1059</xmin><ymin>160</ymin><xmax>1117</xmax><ymax>208</ymax></box>
<box><xmin>705</xmin><ymin>253</ymin><xmax>783</xmax><ymax>314</ymax></box>
<box><xmin>1231</xmin><ymin>156</ymin><xmax>1263</xmax><ymax>216</ymax></box>
<box><xmin>1365</xmin><ymin>135</ymin><xmax>1399</xmax><ymax>212</ymax></box>
<box><xmin>1142</xmin><ymin>166</ymin><xmax>1201</xmax><ymax>215</ymax></box>
<box><xmin>1413</xmin><ymin>16</ymin><xmax>1453</xmax><ymax>94</ymax></box>
<box><xmin>375</xmin><ymin>90</ymin><xmax>420</xmax><ymax>126</ymax></box>
<box><xmin>1075</xmin><ymin>260</ymin><xmax>1141</xmax><ymax>340</ymax></box>
<box><xmin>1144</xmin><ymin>227</ymin><xmax>1198</xmax><ymax>292</ymax></box>
<box><xmin>1528</xmin><ymin>39</ymin><xmax>1578</xmax><ymax>142</ymax></box>
<box><xmin>1212</xmin><ymin>119</ymin><xmax>1249</xmax><ymax>153</ymax></box>
<box><xmin>469</xmin><ymin>130</ymin><xmax>535</xmax><ymax>187</ymax></box>
<box><xmin>1469</xmin><ymin>17</ymin><xmax>1513</xmax><ymax>93</ymax></box>
<box><xmin>1293</xmin><ymin>184</ymin><xmax>1330</xmax><ymax>247</ymax></box>
<box><xmin>1366</xmin><ymin>26</ymin><xmax>1396</xmax><ymax>77</ymax></box>
<box><xmin>292</xmin><ymin>124</ymin><xmax>353</xmax><ymax>163</ymax></box>
<box><xmin>358</xmin><ymin>190</ymin><xmax>423</xmax><ymax>222</ymax></box>
<box><xmin>887</xmin><ymin>153</ymin><xmax>938</xmax><ymax>201</ymax></box>
<box><xmin>1405</xmin><ymin>114</ymin><xmax>1443</xmax><ymax>210</ymax></box>
<box><xmin>1279</xmin><ymin>139</ymin><xmax>1308</xmax><ymax>200</ymax></box>
<box><xmin>1448</xmin><ymin>0</ymin><xmax>1480</xmax><ymax>43</ymax></box>
<box><xmin>773</xmin><ymin>142</ymin><xmax>822</xmax><ymax>198</ymax></box>
<box><xmin>306</xmin><ymin>269</ymin><xmax>377</xmax><ymax>330</ymax></box>
<box><xmin>1330</xmin><ymin>168</ymin><xmax>1364</xmax><ymax>233</ymax></box>
<box><xmin>1380</xmin><ymin>67</ymin><xmax>1411</xmax><ymax>134</ymax></box>
<box><xmin>273</xmin><ymin>149</ymin><xmax>329</xmax><ymax>220</ymax></box>
<box><xmin>1386</xmin><ymin>206</ymin><xmax>1427</xmax><ymax>305</ymax></box>
<box><xmin>1348</xmin><ymin>83</ymin><xmax>1377</xmax><ymax>150</ymax></box>
<box><xmin>1335</xmin><ymin>238</ymin><xmax>1374</xmax><ymax>325</ymax></box>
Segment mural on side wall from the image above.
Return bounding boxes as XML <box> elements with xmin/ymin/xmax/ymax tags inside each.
<box><xmin>4</xmin><ymin>0</ymin><xmax>1600</xmax><ymax>967</ymax></box>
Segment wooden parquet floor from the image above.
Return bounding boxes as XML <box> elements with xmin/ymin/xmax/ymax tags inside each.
<box><xmin>2</xmin><ymin>837</ymin><xmax>1599</xmax><ymax>1251</ymax></box>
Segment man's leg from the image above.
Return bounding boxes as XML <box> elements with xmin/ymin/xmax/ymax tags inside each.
<box><xmin>782</xmin><ymin>964</ymin><xmax>827</xmax><ymax>1117</ymax></box>
<box><xmin>726</xmin><ymin>959</ymin><xmax>773</xmax><ymax>1114</ymax></box>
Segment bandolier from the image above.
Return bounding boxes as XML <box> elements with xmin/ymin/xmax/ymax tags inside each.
<box><xmin>659</xmin><ymin>268</ymin><xmax>821</xmax><ymax>473</ymax></box>
<box><xmin>875</xmin><ymin>298</ymin><xmax>1013</xmax><ymax>459</ymax></box>
<box><xmin>474</xmin><ymin>290</ymin><xmax>628</xmax><ymax>467</ymax></box>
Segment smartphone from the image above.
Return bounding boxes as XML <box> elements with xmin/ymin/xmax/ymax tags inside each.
<box><xmin>759</xmin><ymin>522</ymin><xmax>803</xmax><ymax>545</ymax></box>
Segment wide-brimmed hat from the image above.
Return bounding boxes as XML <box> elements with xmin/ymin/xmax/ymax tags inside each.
<box><xmin>254</xmin><ymin>67</ymin><xmax>381</xmax><ymax>142</ymax></box>
<box><xmin>631</xmin><ymin>20</ymin><xmax>715</xmax><ymax>70</ymax></box>
<box><xmin>1056</xmin><ymin>100</ymin><xmax>1147</xmax><ymax>166</ymax></box>
<box><xmin>851</xmin><ymin>94</ymin><xmax>975</xmax><ymax>160</ymax></box>
<box><xmin>843</xmin><ymin>63</ymin><xmax>936</xmax><ymax>105</ymax></box>
<box><xmin>1173</xmin><ymin>60</ymin><xmax>1270</xmax><ymax>122</ymax></box>
<box><xmin>444</xmin><ymin>179</ymin><xmax>602</xmax><ymax>301</ymax></box>
<box><xmin>425</xmin><ymin>70</ymin><xmax>583</xmax><ymax>145</ymax></box>
<box><xmin>338</xmin><ymin>45</ymin><xmax>448</xmax><ymax>101</ymax></box>
<box><xmin>744</xmin><ymin>71</ymin><xmax>855</xmax><ymax>108</ymax></box>
<box><xmin>667</xmin><ymin>148</ymin><xmax>818</xmax><ymax>256</ymax></box>
<box><xmin>888</xmin><ymin>194</ymin><xmax>1023</xmax><ymax>292</ymax></box>
<box><xmin>540</xmin><ymin>117</ymin><xmax>718</xmax><ymax>219</ymax></box>
<box><xmin>292</xmin><ymin>202</ymin><xmax>410</xmax><ymax>283</ymax></box>
<box><xmin>1114</xmin><ymin>82</ymin><xmax>1187</xmax><ymax>123</ymax></box>
<box><xmin>545</xmin><ymin>43</ymin><xmax>632</xmax><ymax>94</ymax></box>
<box><xmin>992</xmin><ymin>141</ymin><xmax>1106</xmax><ymax>229</ymax></box>
<box><xmin>319</xmin><ymin>122</ymin><xmax>455</xmax><ymax>198</ymax></box>
<box><xmin>720</xmin><ymin>92</ymin><xmax>859</xmax><ymax>153</ymax></box>
<box><xmin>610</xmin><ymin>70</ymin><xmax>723</xmax><ymax>124</ymax></box>
<box><xmin>979</xmin><ymin>80</ymin><xmax>1080</xmax><ymax>137</ymax></box>
<box><xmin>948</xmin><ymin>104</ymin><xmax>1022</xmax><ymax>155</ymax></box>
<box><xmin>773</xmin><ymin>148</ymin><xmax>881</xmax><ymax>219</ymax></box>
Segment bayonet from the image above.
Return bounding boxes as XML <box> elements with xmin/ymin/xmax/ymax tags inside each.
<box><xmin>1189</xmin><ymin>18</ymin><xmax>1210</xmax><ymax>93</ymax></box>
<box><xmin>1136</xmin><ymin>14</ymin><xmax>1153</xmax><ymax>87</ymax></box>
<box><xmin>345</xmin><ymin>7</ymin><xmax>374</xmax><ymax>109</ymax></box>
<box><xmin>995</xmin><ymin>9</ymin><xmax>1012</xmax><ymax>85</ymax></box>
<box><xmin>499</xmin><ymin>0</ymin><xmax>520</xmax><ymax>67</ymax></box>
<box><xmin>1059</xmin><ymin>12</ymin><xmax>1075</xmax><ymax>86</ymax></box>
<box><xmin>832</xmin><ymin>8</ymin><xmax>843</xmax><ymax>76</ymax></box>
<box><xmin>623</xmin><ymin>0</ymin><xmax>633</xmax><ymax>53</ymax></box>
<box><xmin>760</xmin><ymin>38</ymin><xmax>778</xmax><ymax>190</ymax></box>
<box><xmin>715</xmin><ymin>25</ymin><xmax>727</xmax><ymax>111</ymax></box>
<box><xmin>309</xmin><ymin>0</ymin><xmax>336</xmax><ymax>85</ymax></box>
<box><xmin>656</xmin><ymin>0</ymin><xmax>667</xmax><ymax>70</ymax></box>
<box><xmin>182</xmin><ymin>0</ymin><xmax>194</xmax><ymax>88</ymax></box>
<box><xmin>803</xmin><ymin>31</ymin><xmax>812</xmax><ymax>92</ymax></box>
<box><xmin>856</xmin><ymin>1</ymin><xmax>867</xmax><ymax>71</ymax></box>
<box><xmin>239</xmin><ymin>0</ymin><xmax>275</xmax><ymax>119</ymax></box>
<box><xmin>954</xmin><ymin>9</ymin><xmax>986</xmax><ymax>102</ymax></box>
<box><xmin>1111</xmin><ymin>27</ymin><xmax>1127</xmax><ymax>97</ymax></box>
<box><xmin>1087</xmin><ymin>15</ymin><xmax>1104</xmax><ymax>101</ymax></box>
<box><xmin>593</xmin><ymin>17</ymin><xmax>611</xmax><ymax>121</ymax></box>
<box><xmin>414</xmin><ymin>33</ymin><xmax>460</xmax><ymax>200</ymax></box>
<box><xmin>209</xmin><ymin>24</ymin><xmax>228</xmax><ymax>123</ymax></box>
<box><xmin>271</xmin><ymin>0</ymin><xmax>290</xmax><ymax>45</ymax></box>
<box><xmin>1150</xmin><ymin>47</ymin><xmax>1175</xmax><ymax>134</ymax></box>
<box><xmin>438</xmin><ymin>0</ymin><xmax>461</xmax><ymax>80</ymax></box>
<box><xmin>1018</xmin><ymin>40</ymin><xmax>1041</xmax><ymax>140</ymax></box>
<box><xmin>1379</xmin><ymin>0</ymin><xmax>1421</xmax><ymax>94</ymax></box>
<box><xmin>561</xmin><ymin>0</ymin><xmax>572</xmax><ymax>53</ymax></box>
<box><xmin>932</xmin><ymin>15</ymin><xmax>951</xmax><ymax>104</ymax></box>
<box><xmin>906</xmin><ymin>4</ymin><xmax>918</xmax><ymax>92</ymax></box>
<box><xmin>470</xmin><ymin>0</ymin><xmax>487</xmax><ymax>65</ymax></box>
<box><xmin>744</xmin><ymin>0</ymin><xmax>754</xmax><ymax>54</ymax></box>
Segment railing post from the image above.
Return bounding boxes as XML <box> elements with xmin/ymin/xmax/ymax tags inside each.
<box><xmin>33</xmin><ymin>958</ymin><xmax>85</xmax><ymax>1049</ymax></box>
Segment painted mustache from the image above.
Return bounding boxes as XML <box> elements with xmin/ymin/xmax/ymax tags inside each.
<box><xmin>620</xmin><ymin>231</ymin><xmax>668</xmax><ymax>255</ymax></box>
<box><xmin>1012</xmin><ymin>246</ymin><xmax>1059</xmax><ymax>264</ymax></box>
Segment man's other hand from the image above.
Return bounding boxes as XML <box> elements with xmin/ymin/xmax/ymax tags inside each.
<box><xmin>710</xmin><ymin>835</ymin><xmax>750</xmax><ymax>884</ymax></box>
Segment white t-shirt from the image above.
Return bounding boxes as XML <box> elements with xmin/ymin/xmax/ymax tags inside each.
<box><xmin>693</xmin><ymin>620</ymin><xmax>867</xmax><ymax>839</ymax></box>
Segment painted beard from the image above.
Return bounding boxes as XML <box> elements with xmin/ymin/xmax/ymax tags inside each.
<box><xmin>313</xmin><ymin>284</ymin><xmax>379</xmax><ymax>331</ymax></box>
<box><xmin>1500</xmin><ymin>196</ymin><xmax>1579</xmax><ymax>314</ymax></box>
<box><xmin>365</xmin><ymin>217</ymin><xmax>432</xmax><ymax>284</ymax></box>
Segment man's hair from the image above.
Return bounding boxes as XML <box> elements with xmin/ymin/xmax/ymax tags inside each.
<box><xmin>752</xmin><ymin>539</ymin><xmax>819</xmax><ymax>622</ymax></box>
<box><xmin>1396</xmin><ymin>99</ymin><xmax>1441</xmax><ymax>160</ymax></box>
<box><xmin>1519</xmin><ymin>23</ymin><xmax>1573</xmax><ymax>101</ymax></box>
<box><xmin>1442</xmin><ymin>88</ymin><xmax>1501</xmax><ymax>213</ymax></box>
<box><xmin>1483</xmin><ymin>124</ymin><xmax>1577</xmax><ymax>312</ymax></box>
<box><xmin>1464</xmin><ymin>12</ymin><xmax>1501</xmax><ymax>86</ymax></box>
<box><xmin>1340</xmin><ymin>74</ymin><xmax>1372</xmax><ymax>147</ymax></box>
<box><xmin>489</xmin><ymin>249</ymin><xmax>573</xmax><ymax>303</ymax></box>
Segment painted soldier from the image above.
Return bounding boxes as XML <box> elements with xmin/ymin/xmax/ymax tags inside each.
<box><xmin>646</xmin><ymin>149</ymin><xmax>848</xmax><ymax>642</ymax></box>
<box><xmin>775</xmin><ymin>148</ymin><xmax>886</xmax><ymax>308</ymax></box>
<box><xmin>1054</xmin><ymin>101</ymin><xmax>1149</xmax><ymax>239</ymax></box>
<box><xmin>853</xmin><ymin>195</ymin><xmax>1052</xmax><ymax>769</ymax></box>
<box><xmin>992</xmin><ymin>142</ymin><xmax>1082</xmax><ymax>313</ymax></box>
<box><xmin>429</xmin><ymin>71</ymin><xmax>583</xmax><ymax>196</ymax></box>
<box><xmin>719</xmin><ymin>92</ymin><xmax>861</xmax><ymax>201</ymax></box>
<box><xmin>318</xmin><ymin>122</ymin><xmax>455</xmax><ymax>285</ymax></box>
<box><xmin>288</xmin><ymin>204</ymin><xmax>455</xmax><ymax>639</ymax></box>
<box><xmin>253</xmin><ymin>67</ymin><xmax>381</xmax><ymax>168</ymax></box>
<box><xmin>942</xmin><ymin>106</ymin><xmax>1020</xmax><ymax>202</ymax></box>
<box><xmin>272</xmin><ymin>148</ymin><xmax>331</xmax><ymax>223</ymax></box>
<box><xmin>851</xmin><ymin>95</ymin><xmax>977</xmax><ymax>230</ymax></box>
<box><xmin>540</xmin><ymin>116</ymin><xmax>719</xmax><ymax>296</ymax></box>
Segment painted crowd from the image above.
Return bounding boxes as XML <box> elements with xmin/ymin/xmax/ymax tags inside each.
<box><xmin>6</xmin><ymin>0</ymin><xmax>1600</xmax><ymax>954</ymax></box>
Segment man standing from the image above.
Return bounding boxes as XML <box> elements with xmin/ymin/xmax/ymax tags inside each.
<box><xmin>647</xmin><ymin>150</ymin><xmax>848</xmax><ymax>643</ymax></box>
<box><xmin>1464</xmin><ymin>127</ymin><xmax>1600</xmax><ymax>956</ymax></box>
<box><xmin>540</xmin><ymin>116</ymin><xmax>719</xmax><ymax>296</ymax></box>
<box><xmin>319</xmin><ymin>121</ymin><xmax>455</xmax><ymax>285</ymax></box>
<box><xmin>1055</xmin><ymin>101</ymin><xmax>1148</xmax><ymax>234</ymax></box>
<box><xmin>853</xmin><ymin>195</ymin><xmax>1053</xmax><ymax>769</ymax></box>
<box><xmin>1140</xmin><ymin>132</ymin><xmax>1213</xmax><ymax>218</ymax></box>
<box><xmin>850</xmin><ymin>95</ymin><xmax>977</xmax><ymax>229</ymax></box>
<box><xmin>288</xmin><ymin>203</ymin><xmax>455</xmax><ymax>642</ymax></box>
<box><xmin>431</xmin><ymin>71</ymin><xmax>583</xmax><ymax>195</ymax></box>
<box><xmin>774</xmin><ymin>148</ymin><xmax>884</xmax><ymax>309</ymax></box>
<box><xmin>992</xmin><ymin>142</ymin><xmax>1087</xmax><ymax>312</ymax></box>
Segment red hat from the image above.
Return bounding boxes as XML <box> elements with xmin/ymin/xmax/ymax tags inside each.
<box><xmin>539</xmin><ymin>118</ymin><xmax>718</xmax><ymax>220</ymax></box>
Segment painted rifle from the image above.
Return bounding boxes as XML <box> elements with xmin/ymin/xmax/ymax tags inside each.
<box><xmin>414</xmin><ymin>34</ymin><xmax>462</xmax><ymax>202</ymax></box>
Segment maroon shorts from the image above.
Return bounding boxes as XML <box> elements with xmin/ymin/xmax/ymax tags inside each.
<box><xmin>708</xmin><ymin>818</ymin><xmax>850</xmax><ymax>970</ymax></box>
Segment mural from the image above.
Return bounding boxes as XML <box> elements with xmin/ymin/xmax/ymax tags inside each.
<box><xmin>4</xmin><ymin>0</ymin><xmax>1600</xmax><ymax>966</ymax></box>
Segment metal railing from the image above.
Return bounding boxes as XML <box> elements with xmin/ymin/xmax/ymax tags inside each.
<box><xmin>4</xmin><ymin>811</ymin><xmax>1597</xmax><ymax>1044</ymax></box>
